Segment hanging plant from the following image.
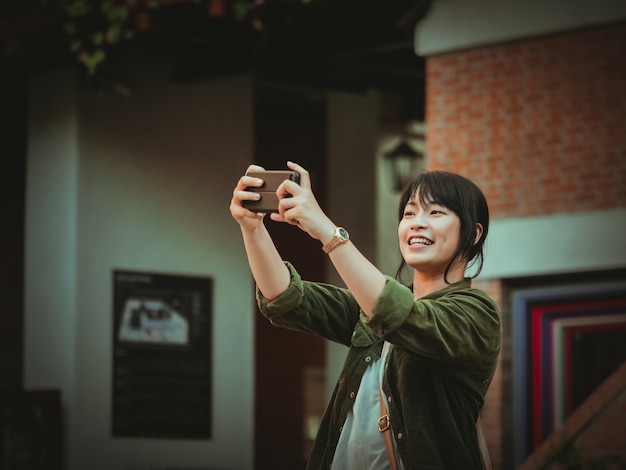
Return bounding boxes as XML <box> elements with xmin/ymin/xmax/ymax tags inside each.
<box><xmin>39</xmin><ymin>0</ymin><xmax>321</xmax><ymax>77</ymax></box>
<box><xmin>41</xmin><ymin>0</ymin><xmax>144</xmax><ymax>76</ymax></box>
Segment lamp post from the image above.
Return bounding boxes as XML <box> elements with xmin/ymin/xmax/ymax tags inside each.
<box><xmin>384</xmin><ymin>140</ymin><xmax>424</xmax><ymax>192</ymax></box>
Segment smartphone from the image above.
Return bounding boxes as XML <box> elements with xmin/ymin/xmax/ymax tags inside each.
<box><xmin>242</xmin><ymin>170</ymin><xmax>301</xmax><ymax>213</ymax></box>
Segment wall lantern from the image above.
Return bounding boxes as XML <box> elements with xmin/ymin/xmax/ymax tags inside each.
<box><xmin>385</xmin><ymin>140</ymin><xmax>424</xmax><ymax>192</ymax></box>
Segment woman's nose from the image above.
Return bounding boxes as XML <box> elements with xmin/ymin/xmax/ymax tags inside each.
<box><xmin>411</xmin><ymin>212</ymin><xmax>428</xmax><ymax>228</ymax></box>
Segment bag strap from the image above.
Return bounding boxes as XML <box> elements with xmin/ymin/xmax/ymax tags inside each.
<box><xmin>476</xmin><ymin>416</ymin><xmax>492</xmax><ymax>470</ymax></box>
<box><xmin>378</xmin><ymin>341</ymin><xmax>399</xmax><ymax>470</ymax></box>
<box><xmin>378</xmin><ymin>386</ymin><xmax>399</xmax><ymax>470</ymax></box>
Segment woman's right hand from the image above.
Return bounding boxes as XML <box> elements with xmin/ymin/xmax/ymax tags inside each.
<box><xmin>230</xmin><ymin>164</ymin><xmax>292</xmax><ymax>299</ymax></box>
<box><xmin>230</xmin><ymin>164</ymin><xmax>266</xmax><ymax>232</ymax></box>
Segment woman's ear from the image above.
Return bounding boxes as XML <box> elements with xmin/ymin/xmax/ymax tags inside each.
<box><xmin>474</xmin><ymin>223</ymin><xmax>483</xmax><ymax>245</ymax></box>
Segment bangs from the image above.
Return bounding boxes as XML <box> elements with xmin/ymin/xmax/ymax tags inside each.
<box><xmin>398</xmin><ymin>172</ymin><xmax>463</xmax><ymax>222</ymax></box>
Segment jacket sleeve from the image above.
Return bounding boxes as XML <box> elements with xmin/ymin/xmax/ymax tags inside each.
<box><xmin>365</xmin><ymin>276</ymin><xmax>501</xmax><ymax>367</ymax></box>
<box><xmin>257</xmin><ymin>262</ymin><xmax>362</xmax><ymax>346</ymax></box>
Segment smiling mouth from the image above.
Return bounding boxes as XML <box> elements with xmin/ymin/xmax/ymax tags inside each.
<box><xmin>409</xmin><ymin>236</ymin><xmax>433</xmax><ymax>246</ymax></box>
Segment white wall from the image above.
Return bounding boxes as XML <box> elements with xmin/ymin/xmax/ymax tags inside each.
<box><xmin>26</xmin><ymin>59</ymin><xmax>255</xmax><ymax>470</ymax></box>
<box><xmin>25</xmin><ymin>68</ymin><xmax>79</xmax><ymax>415</ymax></box>
<box><xmin>415</xmin><ymin>0</ymin><xmax>626</xmax><ymax>56</ymax></box>
<box><xmin>324</xmin><ymin>90</ymin><xmax>379</xmax><ymax>399</ymax></box>
<box><xmin>480</xmin><ymin>208</ymin><xmax>626</xmax><ymax>280</ymax></box>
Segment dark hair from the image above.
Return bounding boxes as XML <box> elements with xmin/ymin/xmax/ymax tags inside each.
<box><xmin>395</xmin><ymin>170</ymin><xmax>490</xmax><ymax>284</ymax></box>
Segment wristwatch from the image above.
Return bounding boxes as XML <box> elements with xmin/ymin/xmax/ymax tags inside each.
<box><xmin>322</xmin><ymin>227</ymin><xmax>350</xmax><ymax>254</ymax></box>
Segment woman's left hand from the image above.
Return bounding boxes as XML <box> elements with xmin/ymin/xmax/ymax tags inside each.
<box><xmin>270</xmin><ymin>161</ymin><xmax>336</xmax><ymax>244</ymax></box>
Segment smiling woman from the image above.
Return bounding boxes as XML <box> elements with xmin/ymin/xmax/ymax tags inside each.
<box><xmin>398</xmin><ymin>198</ymin><xmax>463</xmax><ymax>290</ymax></box>
<box><xmin>396</xmin><ymin>170</ymin><xmax>490</xmax><ymax>289</ymax></box>
<box><xmin>230</xmin><ymin>162</ymin><xmax>501</xmax><ymax>469</ymax></box>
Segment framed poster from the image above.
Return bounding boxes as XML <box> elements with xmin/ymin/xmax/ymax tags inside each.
<box><xmin>112</xmin><ymin>270</ymin><xmax>213</xmax><ymax>439</ymax></box>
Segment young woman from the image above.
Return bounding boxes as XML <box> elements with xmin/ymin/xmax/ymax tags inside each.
<box><xmin>230</xmin><ymin>161</ymin><xmax>501</xmax><ymax>470</ymax></box>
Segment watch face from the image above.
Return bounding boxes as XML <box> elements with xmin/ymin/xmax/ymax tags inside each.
<box><xmin>338</xmin><ymin>228</ymin><xmax>349</xmax><ymax>240</ymax></box>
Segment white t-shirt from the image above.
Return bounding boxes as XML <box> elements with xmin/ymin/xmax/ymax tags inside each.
<box><xmin>331</xmin><ymin>343</ymin><xmax>405</xmax><ymax>470</ymax></box>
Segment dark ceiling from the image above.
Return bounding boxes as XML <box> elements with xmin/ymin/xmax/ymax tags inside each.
<box><xmin>1</xmin><ymin>0</ymin><xmax>430</xmax><ymax>117</ymax></box>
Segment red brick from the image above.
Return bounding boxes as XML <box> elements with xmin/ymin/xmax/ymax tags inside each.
<box><xmin>428</xmin><ymin>24</ymin><xmax>626</xmax><ymax>219</ymax></box>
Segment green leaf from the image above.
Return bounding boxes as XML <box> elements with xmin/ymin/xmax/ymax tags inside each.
<box><xmin>233</xmin><ymin>1</ymin><xmax>253</xmax><ymax>21</ymax></box>
<box><xmin>80</xmin><ymin>49</ymin><xmax>106</xmax><ymax>75</ymax></box>
<box><xmin>64</xmin><ymin>3</ymin><xmax>92</xmax><ymax>18</ymax></box>
<box><xmin>107</xmin><ymin>7</ymin><xmax>130</xmax><ymax>23</ymax></box>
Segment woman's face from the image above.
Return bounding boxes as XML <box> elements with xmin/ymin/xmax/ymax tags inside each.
<box><xmin>398</xmin><ymin>192</ymin><xmax>462</xmax><ymax>276</ymax></box>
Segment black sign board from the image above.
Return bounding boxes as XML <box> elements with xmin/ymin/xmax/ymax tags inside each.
<box><xmin>112</xmin><ymin>270</ymin><xmax>213</xmax><ymax>439</ymax></box>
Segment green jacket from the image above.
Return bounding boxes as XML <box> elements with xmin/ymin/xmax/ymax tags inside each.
<box><xmin>257</xmin><ymin>263</ymin><xmax>501</xmax><ymax>470</ymax></box>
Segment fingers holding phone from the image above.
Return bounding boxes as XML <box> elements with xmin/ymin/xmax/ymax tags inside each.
<box><xmin>271</xmin><ymin>163</ymin><xmax>334</xmax><ymax>241</ymax></box>
<box><xmin>234</xmin><ymin>162</ymin><xmax>332</xmax><ymax>240</ymax></box>
<box><xmin>230</xmin><ymin>165</ymin><xmax>268</xmax><ymax>228</ymax></box>
<box><xmin>241</xmin><ymin>162</ymin><xmax>309</xmax><ymax>215</ymax></box>
<box><xmin>242</xmin><ymin>169</ymin><xmax>301</xmax><ymax>214</ymax></box>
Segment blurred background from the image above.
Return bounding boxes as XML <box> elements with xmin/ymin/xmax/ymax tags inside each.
<box><xmin>1</xmin><ymin>0</ymin><xmax>625</xmax><ymax>469</ymax></box>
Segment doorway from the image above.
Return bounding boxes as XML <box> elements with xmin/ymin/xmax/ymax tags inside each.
<box><xmin>253</xmin><ymin>85</ymin><xmax>328</xmax><ymax>470</ymax></box>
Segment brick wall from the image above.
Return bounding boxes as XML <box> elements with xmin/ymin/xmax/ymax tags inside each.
<box><xmin>426</xmin><ymin>22</ymin><xmax>626</xmax><ymax>219</ymax></box>
<box><xmin>426</xmin><ymin>21</ymin><xmax>626</xmax><ymax>470</ymax></box>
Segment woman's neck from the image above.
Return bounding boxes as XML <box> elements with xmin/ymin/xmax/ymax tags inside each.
<box><xmin>412</xmin><ymin>265</ymin><xmax>466</xmax><ymax>299</ymax></box>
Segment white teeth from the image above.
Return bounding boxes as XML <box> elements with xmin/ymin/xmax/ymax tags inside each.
<box><xmin>410</xmin><ymin>237</ymin><xmax>433</xmax><ymax>245</ymax></box>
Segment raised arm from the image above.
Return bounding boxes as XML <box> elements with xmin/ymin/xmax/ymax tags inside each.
<box><xmin>230</xmin><ymin>165</ymin><xmax>290</xmax><ymax>300</ymax></box>
<box><xmin>272</xmin><ymin>161</ymin><xmax>386</xmax><ymax>317</ymax></box>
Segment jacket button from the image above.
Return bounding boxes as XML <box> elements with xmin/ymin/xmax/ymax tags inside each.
<box><xmin>387</xmin><ymin>396</ymin><xmax>392</xmax><ymax>404</ymax></box>
<box><xmin>365</xmin><ymin>356</ymin><xmax>372</xmax><ymax>363</ymax></box>
<box><xmin>397</xmin><ymin>432</ymin><xmax>403</xmax><ymax>440</ymax></box>
<box><xmin>349</xmin><ymin>391</ymin><xmax>355</xmax><ymax>399</ymax></box>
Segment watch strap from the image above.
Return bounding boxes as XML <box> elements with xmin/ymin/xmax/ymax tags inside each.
<box><xmin>322</xmin><ymin>227</ymin><xmax>349</xmax><ymax>254</ymax></box>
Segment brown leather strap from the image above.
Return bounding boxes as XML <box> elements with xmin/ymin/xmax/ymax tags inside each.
<box><xmin>378</xmin><ymin>341</ymin><xmax>398</xmax><ymax>470</ymax></box>
<box><xmin>476</xmin><ymin>416</ymin><xmax>492</xmax><ymax>470</ymax></box>
<box><xmin>378</xmin><ymin>388</ymin><xmax>399</xmax><ymax>470</ymax></box>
